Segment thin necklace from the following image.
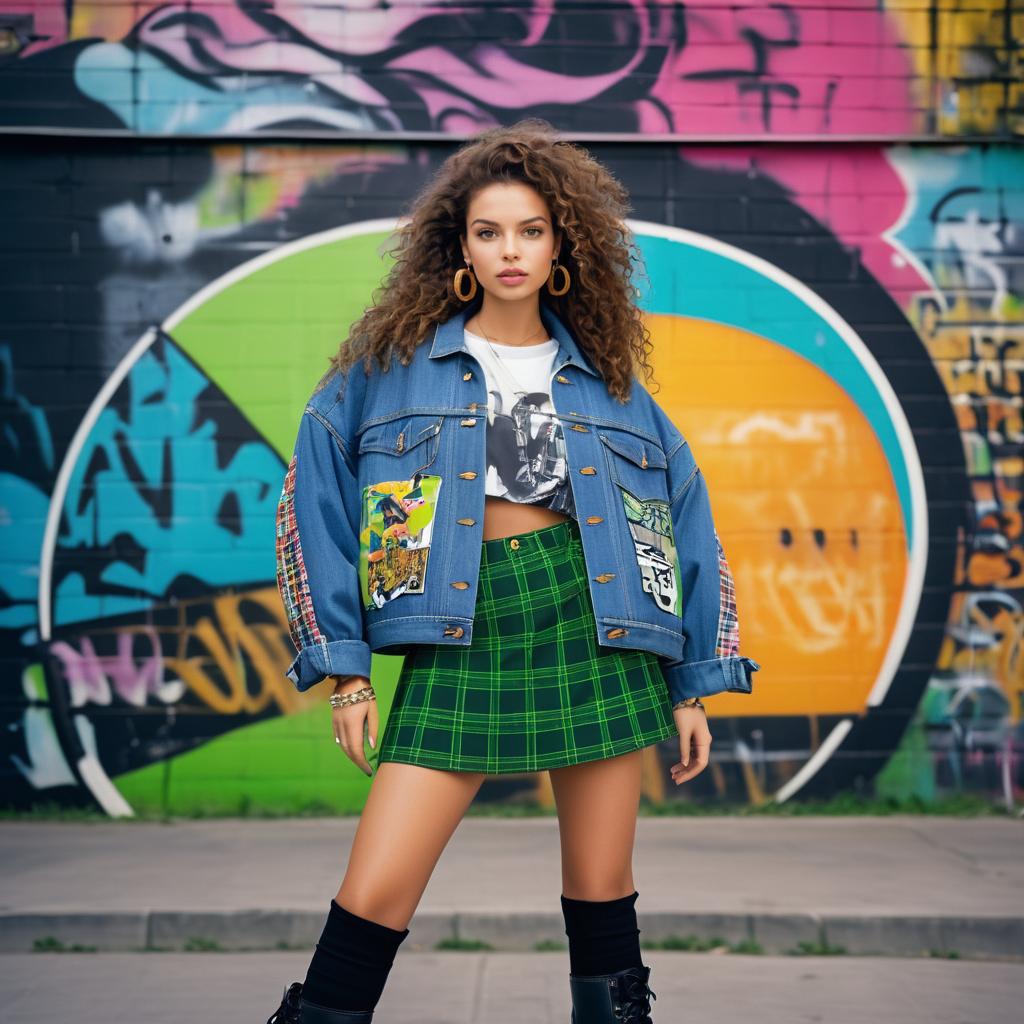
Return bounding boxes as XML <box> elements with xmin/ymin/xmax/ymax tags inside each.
<box><xmin>472</xmin><ymin>319</ymin><xmax>550</xmax><ymax>395</ymax></box>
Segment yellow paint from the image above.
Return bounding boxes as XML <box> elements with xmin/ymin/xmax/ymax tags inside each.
<box><xmin>887</xmin><ymin>0</ymin><xmax>1022</xmax><ymax>136</ymax></box>
<box><xmin>645</xmin><ymin>313</ymin><xmax>909</xmax><ymax>719</ymax></box>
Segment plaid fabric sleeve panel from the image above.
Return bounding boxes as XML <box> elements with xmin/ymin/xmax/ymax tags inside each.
<box><xmin>275</xmin><ymin>408</ymin><xmax>371</xmax><ymax>692</ymax></box>
<box><xmin>656</xmin><ymin>424</ymin><xmax>760</xmax><ymax>704</ymax></box>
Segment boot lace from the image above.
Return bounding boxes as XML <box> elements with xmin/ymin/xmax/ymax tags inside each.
<box><xmin>617</xmin><ymin>970</ymin><xmax>657</xmax><ymax>1024</ymax></box>
<box><xmin>267</xmin><ymin>981</ymin><xmax>303</xmax><ymax>1024</ymax></box>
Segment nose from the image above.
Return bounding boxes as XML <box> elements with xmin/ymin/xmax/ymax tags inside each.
<box><xmin>501</xmin><ymin>234</ymin><xmax>519</xmax><ymax>259</ymax></box>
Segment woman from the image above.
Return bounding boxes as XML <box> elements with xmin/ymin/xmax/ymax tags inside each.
<box><xmin>269</xmin><ymin>118</ymin><xmax>759</xmax><ymax>1024</ymax></box>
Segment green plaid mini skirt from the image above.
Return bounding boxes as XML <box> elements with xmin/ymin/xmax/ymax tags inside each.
<box><xmin>374</xmin><ymin>517</ymin><xmax>678</xmax><ymax>774</ymax></box>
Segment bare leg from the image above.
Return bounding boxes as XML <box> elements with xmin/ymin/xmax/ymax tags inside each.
<box><xmin>550</xmin><ymin>749</ymin><xmax>643</xmax><ymax>900</ymax></box>
<box><xmin>335</xmin><ymin>760</ymin><xmax>487</xmax><ymax>930</ymax></box>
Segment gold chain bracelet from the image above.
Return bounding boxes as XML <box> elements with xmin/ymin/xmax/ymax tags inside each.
<box><xmin>329</xmin><ymin>687</ymin><xmax>376</xmax><ymax>710</ymax></box>
<box><xmin>672</xmin><ymin>696</ymin><xmax>705</xmax><ymax>712</ymax></box>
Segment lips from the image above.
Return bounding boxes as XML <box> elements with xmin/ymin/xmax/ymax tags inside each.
<box><xmin>498</xmin><ymin>271</ymin><xmax>526</xmax><ymax>278</ymax></box>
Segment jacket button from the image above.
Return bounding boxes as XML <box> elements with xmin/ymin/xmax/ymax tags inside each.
<box><xmin>443</xmin><ymin>625</ymin><xmax>465</xmax><ymax>638</ymax></box>
<box><xmin>460</xmin><ymin>418</ymin><xmax>477</xmax><ymax>427</ymax></box>
<box><xmin>509</xmin><ymin>538</ymin><xmax>520</xmax><ymax>550</ymax></box>
<box><xmin>463</xmin><ymin>371</ymin><xmax>473</xmax><ymax>380</ymax></box>
<box><xmin>579</xmin><ymin>466</ymin><xmax>597</xmax><ymax>475</ymax></box>
<box><xmin>458</xmin><ymin>471</ymin><xmax>478</xmax><ymax>479</ymax></box>
<box><xmin>586</xmin><ymin>516</ymin><xmax>604</xmax><ymax>524</ymax></box>
<box><xmin>456</xmin><ymin>518</ymin><xmax>476</xmax><ymax>526</ymax></box>
<box><xmin>450</xmin><ymin>581</ymin><xmax>470</xmax><ymax>590</ymax></box>
<box><xmin>555</xmin><ymin>374</ymin><xmax>570</xmax><ymax>384</ymax></box>
<box><xmin>594</xmin><ymin>573</ymin><xmax>616</xmax><ymax>583</ymax></box>
<box><xmin>468</xmin><ymin>402</ymin><xmax>480</xmax><ymax>411</ymax></box>
<box><xmin>606</xmin><ymin>627</ymin><xmax>628</xmax><ymax>638</ymax></box>
<box><xmin>570</xmin><ymin>423</ymin><xmax>589</xmax><ymax>432</ymax></box>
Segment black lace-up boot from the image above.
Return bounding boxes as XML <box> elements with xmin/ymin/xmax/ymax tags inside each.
<box><xmin>265</xmin><ymin>981</ymin><xmax>374</xmax><ymax>1024</ymax></box>
<box><xmin>569</xmin><ymin>963</ymin><xmax>657</xmax><ymax>1024</ymax></box>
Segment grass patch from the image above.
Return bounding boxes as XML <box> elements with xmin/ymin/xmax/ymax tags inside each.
<box><xmin>788</xmin><ymin>938</ymin><xmax>847</xmax><ymax>956</ymax></box>
<box><xmin>643</xmin><ymin>935</ymin><xmax>735</xmax><ymax>952</ymax></box>
<box><xmin>729</xmin><ymin>938</ymin><xmax>764</xmax><ymax>954</ymax></box>
<box><xmin>32</xmin><ymin>936</ymin><xmax>97</xmax><ymax>953</ymax></box>
<box><xmin>644</xmin><ymin>935</ymin><xmax>725</xmax><ymax>952</ymax></box>
<box><xmin>435</xmin><ymin>937</ymin><xmax>493</xmax><ymax>951</ymax></box>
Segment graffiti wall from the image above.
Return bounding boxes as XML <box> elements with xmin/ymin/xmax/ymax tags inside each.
<box><xmin>1</xmin><ymin>2</ymin><xmax>1020</xmax><ymax>815</ymax></box>
<box><xmin>2</xmin><ymin>0</ymin><xmax>1021</xmax><ymax>137</ymax></box>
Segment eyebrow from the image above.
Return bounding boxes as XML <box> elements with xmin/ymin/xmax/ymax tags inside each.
<box><xmin>470</xmin><ymin>216</ymin><xmax>548</xmax><ymax>227</ymax></box>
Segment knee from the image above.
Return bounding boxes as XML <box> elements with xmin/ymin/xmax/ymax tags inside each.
<box><xmin>561</xmin><ymin>874</ymin><xmax>635</xmax><ymax>903</ymax></box>
<box><xmin>336</xmin><ymin>884</ymin><xmax>413</xmax><ymax>932</ymax></box>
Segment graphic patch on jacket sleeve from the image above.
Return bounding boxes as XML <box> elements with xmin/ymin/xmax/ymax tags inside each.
<box><xmin>359</xmin><ymin>473</ymin><xmax>443</xmax><ymax>610</ymax></box>
<box><xmin>276</xmin><ymin>454</ymin><xmax>326</xmax><ymax>651</ymax></box>
<box><xmin>713</xmin><ymin>528</ymin><xmax>741</xmax><ymax>656</ymax></box>
<box><xmin>618</xmin><ymin>486</ymin><xmax>680</xmax><ymax>616</ymax></box>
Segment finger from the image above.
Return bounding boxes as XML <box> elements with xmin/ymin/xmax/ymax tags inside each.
<box><xmin>679</xmin><ymin>728</ymin><xmax>692</xmax><ymax>767</ymax></box>
<box><xmin>367</xmin><ymin>701</ymin><xmax>379</xmax><ymax>749</ymax></box>
<box><xmin>671</xmin><ymin>762</ymin><xmax>705</xmax><ymax>784</ymax></box>
<box><xmin>671</xmin><ymin>734</ymin><xmax>712</xmax><ymax>784</ymax></box>
<box><xmin>344</xmin><ymin>720</ymin><xmax>374</xmax><ymax>777</ymax></box>
<box><xmin>332</xmin><ymin>709</ymin><xmax>355</xmax><ymax>760</ymax></box>
<box><xmin>691</xmin><ymin>734</ymin><xmax>711</xmax><ymax>761</ymax></box>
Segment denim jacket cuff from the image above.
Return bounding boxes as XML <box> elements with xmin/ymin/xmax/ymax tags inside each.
<box><xmin>285</xmin><ymin>640</ymin><xmax>373</xmax><ymax>691</ymax></box>
<box><xmin>662</xmin><ymin>655</ymin><xmax>760</xmax><ymax>704</ymax></box>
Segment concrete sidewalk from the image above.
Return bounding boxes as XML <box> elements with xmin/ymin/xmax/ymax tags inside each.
<box><xmin>6</xmin><ymin>952</ymin><xmax>1024</xmax><ymax>1024</ymax></box>
<box><xmin>1</xmin><ymin>816</ymin><xmax>1022</xmax><ymax>959</ymax></box>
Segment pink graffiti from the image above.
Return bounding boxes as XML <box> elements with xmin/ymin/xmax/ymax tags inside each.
<box><xmin>121</xmin><ymin>0</ymin><xmax>915</xmax><ymax>136</ymax></box>
<box><xmin>9</xmin><ymin>2</ymin><xmax>71</xmax><ymax>56</ymax></box>
<box><xmin>681</xmin><ymin>145</ymin><xmax>931</xmax><ymax>297</ymax></box>
<box><xmin>21</xmin><ymin>1</ymin><xmax>920</xmax><ymax>137</ymax></box>
<box><xmin>50</xmin><ymin>629</ymin><xmax>185</xmax><ymax>708</ymax></box>
<box><xmin>105</xmin><ymin>0</ymin><xmax>690</xmax><ymax>133</ymax></box>
<box><xmin>653</xmin><ymin>0</ymin><xmax>916</xmax><ymax>136</ymax></box>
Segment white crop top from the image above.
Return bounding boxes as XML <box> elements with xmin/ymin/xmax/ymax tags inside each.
<box><xmin>463</xmin><ymin>328</ymin><xmax>577</xmax><ymax>520</ymax></box>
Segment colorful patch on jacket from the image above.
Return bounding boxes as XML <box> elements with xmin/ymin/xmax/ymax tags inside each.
<box><xmin>359</xmin><ymin>474</ymin><xmax>443</xmax><ymax>610</ymax></box>
<box><xmin>276</xmin><ymin>454</ymin><xmax>326</xmax><ymax>652</ymax></box>
<box><xmin>618</xmin><ymin>487</ymin><xmax>680</xmax><ymax>616</ymax></box>
<box><xmin>713</xmin><ymin>528</ymin><xmax>741</xmax><ymax>656</ymax></box>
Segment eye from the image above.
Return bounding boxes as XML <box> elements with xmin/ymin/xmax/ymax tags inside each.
<box><xmin>476</xmin><ymin>228</ymin><xmax>495</xmax><ymax>238</ymax></box>
<box><xmin>524</xmin><ymin>227</ymin><xmax>543</xmax><ymax>236</ymax></box>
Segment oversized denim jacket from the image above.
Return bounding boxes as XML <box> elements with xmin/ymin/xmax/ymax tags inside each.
<box><xmin>275</xmin><ymin>303</ymin><xmax>760</xmax><ymax>705</ymax></box>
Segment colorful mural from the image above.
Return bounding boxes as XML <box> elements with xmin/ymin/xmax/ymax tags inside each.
<box><xmin>1</xmin><ymin>1</ymin><xmax>1021</xmax><ymax>815</ymax></box>
<box><xmin>1</xmin><ymin>0</ymin><xmax>1020</xmax><ymax>137</ymax></box>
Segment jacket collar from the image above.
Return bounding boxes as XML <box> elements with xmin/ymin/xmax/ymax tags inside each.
<box><xmin>428</xmin><ymin>303</ymin><xmax>601</xmax><ymax>378</ymax></box>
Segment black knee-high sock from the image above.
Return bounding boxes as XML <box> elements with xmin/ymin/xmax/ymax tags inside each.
<box><xmin>560</xmin><ymin>890</ymin><xmax>643</xmax><ymax>976</ymax></box>
<box><xmin>302</xmin><ymin>899</ymin><xmax>410</xmax><ymax>1012</ymax></box>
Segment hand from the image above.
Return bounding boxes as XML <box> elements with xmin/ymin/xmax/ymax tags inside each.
<box><xmin>669</xmin><ymin>706</ymin><xmax>711</xmax><ymax>786</ymax></box>
<box><xmin>330</xmin><ymin>675</ymin><xmax>377</xmax><ymax>778</ymax></box>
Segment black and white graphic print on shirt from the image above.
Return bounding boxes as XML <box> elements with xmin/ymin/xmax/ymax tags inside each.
<box><xmin>463</xmin><ymin>329</ymin><xmax>577</xmax><ymax>519</ymax></box>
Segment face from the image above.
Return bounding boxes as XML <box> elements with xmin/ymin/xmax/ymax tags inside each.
<box><xmin>460</xmin><ymin>181</ymin><xmax>562</xmax><ymax>301</ymax></box>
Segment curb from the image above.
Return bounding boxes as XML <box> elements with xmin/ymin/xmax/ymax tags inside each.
<box><xmin>3</xmin><ymin>910</ymin><xmax>1022</xmax><ymax>960</ymax></box>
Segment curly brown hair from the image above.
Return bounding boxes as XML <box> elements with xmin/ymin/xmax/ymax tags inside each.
<box><xmin>327</xmin><ymin>118</ymin><xmax>655</xmax><ymax>403</ymax></box>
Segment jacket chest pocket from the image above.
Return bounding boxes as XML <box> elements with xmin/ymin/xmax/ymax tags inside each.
<box><xmin>598</xmin><ymin>430</ymin><xmax>680</xmax><ymax>617</ymax></box>
<box><xmin>357</xmin><ymin>414</ymin><xmax>444</xmax><ymax>477</ymax></box>
<box><xmin>598</xmin><ymin>430</ymin><xmax>669</xmax><ymax>501</ymax></box>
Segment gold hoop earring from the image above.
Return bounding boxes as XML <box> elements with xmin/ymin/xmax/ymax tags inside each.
<box><xmin>453</xmin><ymin>265</ymin><xmax>477</xmax><ymax>302</ymax></box>
<box><xmin>547</xmin><ymin>261</ymin><xmax>570</xmax><ymax>297</ymax></box>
